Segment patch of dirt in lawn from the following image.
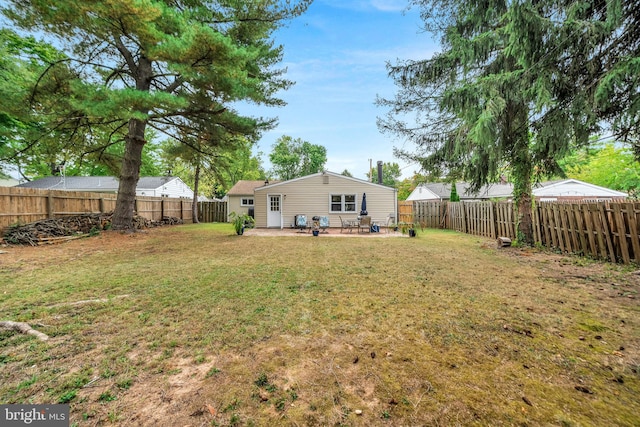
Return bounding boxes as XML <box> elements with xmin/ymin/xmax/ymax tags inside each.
<box><xmin>0</xmin><ymin>230</ymin><xmax>149</xmax><ymax>271</ymax></box>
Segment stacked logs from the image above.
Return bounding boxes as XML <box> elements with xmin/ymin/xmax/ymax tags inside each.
<box><xmin>3</xmin><ymin>213</ymin><xmax>183</xmax><ymax>245</ymax></box>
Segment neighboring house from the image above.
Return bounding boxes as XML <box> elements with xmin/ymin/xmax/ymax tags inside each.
<box><xmin>15</xmin><ymin>176</ymin><xmax>195</xmax><ymax>199</ymax></box>
<box><xmin>226</xmin><ymin>180</ymin><xmax>272</xmax><ymax>220</ymax></box>
<box><xmin>406</xmin><ymin>179</ymin><xmax>627</xmax><ymax>202</ymax></box>
<box><xmin>0</xmin><ymin>178</ymin><xmax>19</xmax><ymax>187</ymax></box>
<box><xmin>533</xmin><ymin>179</ymin><xmax>627</xmax><ymax>201</ymax></box>
<box><xmin>253</xmin><ymin>171</ymin><xmax>397</xmax><ymax>229</ymax></box>
<box><xmin>407</xmin><ymin>182</ymin><xmax>514</xmax><ymax>201</ymax></box>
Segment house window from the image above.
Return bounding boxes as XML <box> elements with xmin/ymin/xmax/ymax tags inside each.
<box><xmin>330</xmin><ymin>194</ymin><xmax>356</xmax><ymax>212</ymax></box>
<box><xmin>270</xmin><ymin>196</ymin><xmax>280</xmax><ymax>212</ymax></box>
<box><xmin>241</xmin><ymin>198</ymin><xmax>254</xmax><ymax>206</ymax></box>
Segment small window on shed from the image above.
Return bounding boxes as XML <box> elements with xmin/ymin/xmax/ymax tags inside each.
<box><xmin>241</xmin><ymin>198</ymin><xmax>254</xmax><ymax>206</ymax></box>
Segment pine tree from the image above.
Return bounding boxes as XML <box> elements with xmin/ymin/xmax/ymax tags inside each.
<box><xmin>378</xmin><ymin>0</ymin><xmax>639</xmax><ymax>244</ymax></box>
<box><xmin>449</xmin><ymin>181</ymin><xmax>460</xmax><ymax>202</ymax></box>
<box><xmin>2</xmin><ymin>0</ymin><xmax>311</xmax><ymax>230</ymax></box>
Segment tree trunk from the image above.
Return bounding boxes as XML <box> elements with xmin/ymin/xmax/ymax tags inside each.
<box><xmin>111</xmin><ymin>56</ymin><xmax>152</xmax><ymax>231</ymax></box>
<box><xmin>192</xmin><ymin>161</ymin><xmax>200</xmax><ymax>224</ymax></box>
<box><xmin>512</xmin><ymin>135</ymin><xmax>534</xmax><ymax>246</ymax></box>
<box><xmin>112</xmin><ymin>119</ymin><xmax>146</xmax><ymax>230</ymax></box>
<box><xmin>517</xmin><ymin>189</ymin><xmax>533</xmax><ymax>245</ymax></box>
<box><xmin>509</xmin><ymin>100</ymin><xmax>534</xmax><ymax>245</ymax></box>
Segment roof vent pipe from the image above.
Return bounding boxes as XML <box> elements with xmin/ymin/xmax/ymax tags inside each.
<box><xmin>377</xmin><ymin>161</ymin><xmax>383</xmax><ymax>184</ymax></box>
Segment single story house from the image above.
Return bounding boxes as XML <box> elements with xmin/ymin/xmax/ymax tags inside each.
<box><xmin>407</xmin><ymin>179</ymin><xmax>627</xmax><ymax>202</ymax></box>
<box><xmin>16</xmin><ymin>176</ymin><xmax>195</xmax><ymax>199</ymax></box>
<box><xmin>225</xmin><ymin>179</ymin><xmax>274</xmax><ymax>221</ymax></box>
<box><xmin>250</xmin><ymin>171</ymin><xmax>397</xmax><ymax>229</ymax></box>
<box><xmin>406</xmin><ymin>182</ymin><xmax>514</xmax><ymax>201</ymax></box>
<box><xmin>533</xmin><ymin>179</ymin><xmax>628</xmax><ymax>201</ymax></box>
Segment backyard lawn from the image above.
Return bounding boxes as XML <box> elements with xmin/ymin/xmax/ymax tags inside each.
<box><xmin>0</xmin><ymin>223</ymin><xmax>638</xmax><ymax>426</ymax></box>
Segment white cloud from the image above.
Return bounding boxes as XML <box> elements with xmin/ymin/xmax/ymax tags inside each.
<box><xmin>370</xmin><ymin>0</ymin><xmax>408</xmax><ymax>12</ymax></box>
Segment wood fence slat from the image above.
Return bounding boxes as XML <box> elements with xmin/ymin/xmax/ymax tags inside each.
<box><xmin>598</xmin><ymin>204</ymin><xmax>616</xmax><ymax>262</ymax></box>
<box><xmin>582</xmin><ymin>204</ymin><xmax>597</xmax><ymax>258</ymax></box>
<box><xmin>550</xmin><ymin>204</ymin><xmax>561</xmax><ymax>250</ymax></box>
<box><xmin>559</xmin><ymin>204</ymin><xmax>572</xmax><ymax>253</ymax></box>
<box><xmin>627</xmin><ymin>203</ymin><xmax>640</xmax><ymax>263</ymax></box>
<box><xmin>574</xmin><ymin>204</ymin><xmax>588</xmax><ymax>257</ymax></box>
<box><xmin>568</xmin><ymin>204</ymin><xmax>581</xmax><ymax>253</ymax></box>
<box><xmin>611</xmin><ymin>203</ymin><xmax>630</xmax><ymax>264</ymax></box>
<box><xmin>542</xmin><ymin>204</ymin><xmax>552</xmax><ymax>248</ymax></box>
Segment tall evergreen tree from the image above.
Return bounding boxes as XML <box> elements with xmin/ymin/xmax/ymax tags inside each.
<box><xmin>378</xmin><ymin>0</ymin><xmax>638</xmax><ymax>244</ymax></box>
<box><xmin>2</xmin><ymin>0</ymin><xmax>311</xmax><ymax>230</ymax></box>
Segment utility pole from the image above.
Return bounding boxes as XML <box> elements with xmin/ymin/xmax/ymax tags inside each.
<box><xmin>368</xmin><ymin>159</ymin><xmax>372</xmax><ymax>182</ymax></box>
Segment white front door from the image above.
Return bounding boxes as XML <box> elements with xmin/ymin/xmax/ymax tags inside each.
<box><xmin>266</xmin><ymin>195</ymin><xmax>282</xmax><ymax>228</ymax></box>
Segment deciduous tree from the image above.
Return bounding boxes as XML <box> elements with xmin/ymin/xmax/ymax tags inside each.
<box><xmin>562</xmin><ymin>143</ymin><xmax>640</xmax><ymax>198</ymax></box>
<box><xmin>268</xmin><ymin>135</ymin><xmax>327</xmax><ymax>180</ymax></box>
<box><xmin>368</xmin><ymin>161</ymin><xmax>402</xmax><ymax>187</ymax></box>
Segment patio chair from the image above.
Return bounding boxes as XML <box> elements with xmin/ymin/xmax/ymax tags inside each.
<box><xmin>295</xmin><ymin>214</ymin><xmax>307</xmax><ymax>233</ymax></box>
<box><xmin>358</xmin><ymin>215</ymin><xmax>371</xmax><ymax>233</ymax></box>
<box><xmin>319</xmin><ymin>216</ymin><xmax>330</xmax><ymax>233</ymax></box>
<box><xmin>385</xmin><ymin>213</ymin><xmax>397</xmax><ymax>233</ymax></box>
<box><xmin>339</xmin><ymin>216</ymin><xmax>353</xmax><ymax>233</ymax></box>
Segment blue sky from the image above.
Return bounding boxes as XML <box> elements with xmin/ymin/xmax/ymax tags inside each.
<box><xmin>244</xmin><ymin>0</ymin><xmax>440</xmax><ymax>181</ymax></box>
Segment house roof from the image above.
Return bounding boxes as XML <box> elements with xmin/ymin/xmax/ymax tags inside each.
<box><xmin>408</xmin><ymin>182</ymin><xmax>514</xmax><ymax>200</ymax></box>
<box><xmin>17</xmin><ymin>176</ymin><xmax>120</xmax><ymax>190</ymax></box>
<box><xmin>407</xmin><ymin>179</ymin><xmax>627</xmax><ymax>200</ymax></box>
<box><xmin>532</xmin><ymin>179</ymin><xmax>627</xmax><ymax>197</ymax></box>
<box><xmin>227</xmin><ymin>180</ymin><xmax>274</xmax><ymax>196</ymax></box>
<box><xmin>16</xmin><ymin>176</ymin><xmax>183</xmax><ymax>191</ymax></box>
<box><xmin>254</xmin><ymin>171</ymin><xmax>396</xmax><ymax>192</ymax></box>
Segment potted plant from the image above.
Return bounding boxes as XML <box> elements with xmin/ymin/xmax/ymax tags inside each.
<box><xmin>311</xmin><ymin>216</ymin><xmax>320</xmax><ymax>236</ymax></box>
<box><xmin>229</xmin><ymin>212</ymin><xmax>255</xmax><ymax>235</ymax></box>
<box><xmin>400</xmin><ymin>222</ymin><xmax>416</xmax><ymax>237</ymax></box>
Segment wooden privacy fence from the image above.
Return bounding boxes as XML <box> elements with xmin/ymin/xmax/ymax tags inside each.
<box><xmin>407</xmin><ymin>200</ymin><xmax>640</xmax><ymax>264</ymax></box>
<box><xmin>198</xmin><ymin>201</ymin><xmax>227</xmax><ymax>223</ymax></box>
<box><xmin>0</xmin><ymin>186</ymin><xmax>195</xmax><ymax>232</ymax></box>
<box><xmin>534</xmin><ymin>201</ymin><xmax>640</xmax><ymax>264</ymax></box>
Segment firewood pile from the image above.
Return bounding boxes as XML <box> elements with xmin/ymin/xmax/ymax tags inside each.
<box><xmin>3</xmin><ymin>213</ymin><xmax>183</xmax><ymax>245</ymax></box>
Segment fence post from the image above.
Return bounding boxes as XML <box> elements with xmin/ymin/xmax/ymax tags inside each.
<box><xmin>461</xmin><ymin>201</ymin><xmax>467</xmax><ymax>234</ymax></box>
<box><xmin>47</xmin><ymin>192</ymin><xmax>54</xmax><ymax>219</ymax></box>
<box><xmin>490</xmin><ymin>201</ymin><xmax>496</xmax><ymax>239</ymax></box>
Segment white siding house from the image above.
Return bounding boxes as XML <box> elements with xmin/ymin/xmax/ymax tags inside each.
<box><xmin>407</xmin><ymin>182</ymin><xmax>514</xmax><ymax>201</ymax></box>
<box><xmin>226</xmin><ymin>180</ymin><xmax>270</xmax><ymax>221</ymax></box>
<box><xmin>16</xmin><ymin>176</ymin><xmax>195</xmax><ymax>199</ymax></box>
<box><xmin>253</xmin><ymin>171</ymin><xmax>397</xmax><ymax>229</ymax></box>
<box><xmin>532</xmin><ymin>179</ymin><xmax>627</xmax><ymax>201</ymax></box>
<box><xmin>406</xmin><ymin>179</ymin><xmax>627</xmax><ymax>202</ymax></box>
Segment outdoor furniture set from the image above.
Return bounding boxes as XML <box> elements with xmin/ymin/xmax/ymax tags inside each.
<box><xmin>294</xmin><ymin>215</ymin><xmax>329</xmax><ymax>235</ymax></box>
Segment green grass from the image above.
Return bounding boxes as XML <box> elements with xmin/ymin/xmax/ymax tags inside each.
<box><xmin>1</xmin><ymin>223</ymin><xmax>639</xmax><ymax>426</ymax></box>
